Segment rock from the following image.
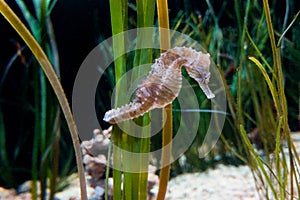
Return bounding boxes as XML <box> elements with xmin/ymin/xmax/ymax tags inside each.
<box><xmin>0</xmin><ymin>187</ymin><xmax>16</xmax><ymax>200</ymax></box>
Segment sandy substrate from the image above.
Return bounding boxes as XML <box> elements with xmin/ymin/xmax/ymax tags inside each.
<box><xmin>165</xmin><ymin>164</ymin><xmax>259</xmax><ymax>200</ymax></box>
<box><xmin>1</xmin><ymin>133</ymin><xmax>299</xmax><ymax>200</ymax></box>
<box><xmin>1</xmin><ymin>164</ymin><xmax>260</xmax><ymax>200</ymax></box>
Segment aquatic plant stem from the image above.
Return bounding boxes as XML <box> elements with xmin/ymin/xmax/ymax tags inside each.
<box><xmin>0</xmin><ymin>1</ymin><xmax>88</xmax><ymax>199</ymax></box>
<box><xmin>262</xmin><ymin>3</ymin><xmax>297</xmax><ymax>197</ymax></box>
<box><xmin>49</xmin><ymin>110</ymin><xmax>60</xmax><ymax>200</ymax></box>
<box><xmin>134</xmin><ymin>1</ymin><xmax>155</xmax><ymax>199</ymax></box>
<box><xmin>156</xmin><ymin>0</ymin><xmax>171</xmax><ymax>199</ymax></box>
<box><xmin>105</xmin><ymin>138</ymin><xmax>112</xmax><ymax>200</ymax></box>
<box><xmin>109</xmin><ymin>0</ymin><xmax>127</xmax><ymax>199</ymax></box>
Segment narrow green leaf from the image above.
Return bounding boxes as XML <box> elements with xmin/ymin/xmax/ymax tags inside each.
<box><xmin>156</xmin><ymin>1</ymin><xmax>171</xmax><ymax>200</ymax></box>
<box><xmin>0</xmin><ymin>107</ymin><xmax>8</xmax><ymax>166</ymax></box>
<box><xmin>239</xmin><ymin>125</ymin><xmax>279</xmax><ymax>200</ymax></box>
<box><xmin>48</xmin><ymin>0</ymin><xmax>58</xmax><ymax>15</ymax></box>
<box><xmin>246</xmin><ymin>30</ymin><xmax>274</xmax><ymax>74</ymax></box>
<box><xmin>262</xmin><ymin>0</ymin><xmax>278</xmax><ymax>68</ymax></box>
<box><xmin>15</xmin><ymin>0</ymin><xmax>39</xmax><ymax>38</ymax></box>
<box><xmin>248</xmin><ymin>57</ymin><xmax>280</xmax><ymax>116</ymax></box>
<box><xmin>109</xmin><ymin>0</ymin><xmax>127</xmax><ymax>199</ymax></box>
<box><xmin>275</xmin><ymin>117</ymin><xmax>284</xmax><ymax>199</ymax></box>
<box><xmin>277</xmin><ymin>10</ymin><xmax>300</xmax><ymax>47</ymax></box>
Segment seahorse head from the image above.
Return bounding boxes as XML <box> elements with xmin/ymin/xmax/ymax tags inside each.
<box><xmin>183</xmin><ymin>52</ymin><xmax>215</xmax><ymax>99</ymax></box>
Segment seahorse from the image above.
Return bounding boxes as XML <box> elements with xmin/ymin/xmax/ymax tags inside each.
<box><xmin>103</xmin><ymin>47</ymin><xmax>215</xmax><ymax>124</ymax></box>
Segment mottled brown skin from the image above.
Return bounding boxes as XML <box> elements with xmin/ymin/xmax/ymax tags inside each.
<box><xmin>103</xmin><ymin>47</ymin><xmax>214</xmax><ymax>124</ymax></box>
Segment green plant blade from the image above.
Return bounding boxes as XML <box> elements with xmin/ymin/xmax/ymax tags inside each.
<box><xmin>156</xmin><ymin>0</ymin><xmax>172</xmax><ymax>200</ymax></box>
<box><xmin>277</xmin><ymin>10</ymin><xmax>300</xmax><ymax>47</ymax></box>
<box><xmin>248</xmin><ymin>57</ymin><xmax>280</xmax><ymax>116</ymax></box>
<box><xmin>0</xmin><ymin>1</ymin><xmax>87</xmax><ymax>199</ymax></box>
